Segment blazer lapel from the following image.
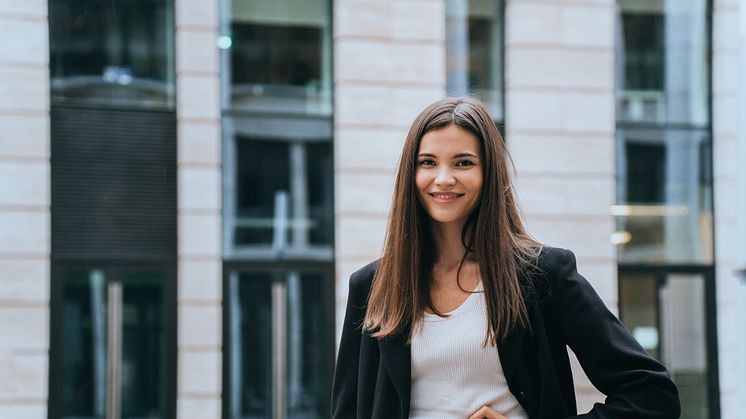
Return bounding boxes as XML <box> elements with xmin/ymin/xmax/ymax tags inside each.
<box><xmin>379</xmin><ymin>327</ymin><xmax>411</xmax><ymax>417</ymax></box>
<box><xmin>497</xmin><ymin>323</ymin><xmax>526</xmax><ymax>384</ymax></box>
<box><xmin>498</xmin><ymin>297</ymin><xmax>547</xmax><ymax>419</ymax></box>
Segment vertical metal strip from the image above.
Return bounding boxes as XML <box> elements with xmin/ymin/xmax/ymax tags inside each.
<box><xmin>289</xmin><ymin>144</ymin><xmax>308</xmax><ymax>249</ymax></box>
<box><xmin>91</xmin><ymin>270</ymin><xmax>107</xmax><ymax>417</ymax></box>
<box><xmin>106</xmin><ymin>281</ymin><xmax>123</xmax><ymax>419</ymax></box>
<box><xmin>229</xmin><ymin>272</ymin><xmax>242</xmax><ymax>418</ymax></box>
<box><xmin>273</xmin><ymin>191</ymin><xmax>289</xmax><ymax>255</ymax></box>
<box><xmin>286</xmin><ymin>271</ymin><xmax>302</xmax><ymax>410</ymax></box>
<box><xmin>272</xmin><ymin>281</ymin><xmax>287</xmax><ymax>419</ymax></box>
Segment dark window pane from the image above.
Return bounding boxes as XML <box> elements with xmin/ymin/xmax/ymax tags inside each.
<box><xmin>227</xmin><ymin>270</ymin><xmax>331</xmax><ymax>418</ymax></box>
<box><xmin>235</xmin><ymin>139</ymin><xmax>290</xmax><ymax>245</ymax></box>
<box><xmin>306</xmin><ymin>142</ymin><xmax>333</xmax><ymax>245</ymax></box>
<box><xmin>626</xmin><ymin>142</ymin><xmax>666</xmax><ymax>203</ymax></box>
<box><xmin>236</xmin><ymin>273</ymin><xmax>273</xmax><ymax>417</ymax></box>
<box><xmin>49</xmin><ymin>0</ymin><xmax>175</xmax><ymax>108</ymax></box>
<box><xmin>622</xmin><ymin>13</ymin><xmax>665</xmax><ymax>91</ymax></box>
<box><xmin>225</xmin><ymin>0</ymin><xmax>332</xmax><ymax>115</ymax></box>
<box><xmin>61</xmin><ymin>271</ymin><xmax>105</xmax><ymax>418</ymax></box>
<box><xmin>59</xmin><ymin>269</ymin><xmax>165</xmax><ymax>419</ymax></box>
<box><xmin>121</xmin><ymin>272</ymin><xmax>164</xmax><ymax>418</ymax></box>
<box><xmin>232</xmin><ymin>138</ymin><xmax>333</xmax><ymax>250</ymax></box>
<box><xmin>231</xmin><ymin>24</ymin><xmax>321</xmax><ymax>86</ymax></box>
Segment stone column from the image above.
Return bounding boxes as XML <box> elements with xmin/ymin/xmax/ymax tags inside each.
<box><xmin>0</xmin><ymin>1</ymin><xmax>50</xmax><ymax>418</ymax></box>
<box><xmin>713</xmin><ymin>0</ymin><xmax>744</xmax><ymax>416</ymax></box>
<box><xmin>333</xmin><ymin>0</ymin><xmax>446</xmax><ymax>343</ymax></box>
<box><xmin>175</xmin><ymin>0</ymin><xmax>223</xmax><ymax>417</ymax></box>
<box><xmin>505</xmin><ymin>0</ymin><xmax>616</xmax><ymax>412</ymax></box>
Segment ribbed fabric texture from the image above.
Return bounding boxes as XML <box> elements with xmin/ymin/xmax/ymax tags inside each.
<box><xmin>410</xmin><ymin>281</ymin><xmax>528</xmax><ymax>419</ymax></box>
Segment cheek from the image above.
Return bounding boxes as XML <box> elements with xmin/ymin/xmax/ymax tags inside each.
<box><xmin>469</xmin><ymin>173</ymin><xmax>484</xmax><ymax>193</ymax></box>
<box><xmin>468</xmin><ymin>175</ymin><xmax>484</xmax><ymax>205</ymax></box>
<box><xmin>415</xmin><ymin>170</ymin><xmax>429</xmax><ymax>192</ymax></box>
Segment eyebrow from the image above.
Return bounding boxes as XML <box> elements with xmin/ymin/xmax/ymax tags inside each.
<box><xmin>417</xmin><ymin>152</ymin><xmax>480</xmax><ymax>159</ymax></box>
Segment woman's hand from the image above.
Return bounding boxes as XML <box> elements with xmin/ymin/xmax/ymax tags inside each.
<box><xmin>468</xmin><ymin>405</ymin><xmax>507</xmax><ymax>419</ymax></box>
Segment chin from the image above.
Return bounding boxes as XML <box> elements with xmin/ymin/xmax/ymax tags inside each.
<box><xmin>427</xmin><ymin>211</ymin><xmax>466</xmax><ymax>225</ymax></box>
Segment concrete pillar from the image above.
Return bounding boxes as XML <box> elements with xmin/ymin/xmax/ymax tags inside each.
<box><xmin>175</xmin><ymin>0</ymin><xmax>223</xmax><ymax>417</ymax></box>
<box><xmin>0</xmin><ymin>1</ymin><xmax>50</xmax><ymax>417</ymax></box>
<box><xmin>713</xmin><ymin>0</ymin><xmax>745</xmax><ymax>417</ymax></box>
<box><xmin>505</xmin><ymin>0</ymin><xmax>616</xmax><ymax>412</ymax></box>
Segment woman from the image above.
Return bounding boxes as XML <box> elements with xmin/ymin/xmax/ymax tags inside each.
<box><xmin>332</xmin><ymin>97</ymin><xmax>680</xmax><ymax>419</ymax></box>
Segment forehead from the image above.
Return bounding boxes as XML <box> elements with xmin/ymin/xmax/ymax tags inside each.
<box><xmin>418</xmin><ymin>125</ymin><xmax>480</xmax><ymax>154</ymax></box>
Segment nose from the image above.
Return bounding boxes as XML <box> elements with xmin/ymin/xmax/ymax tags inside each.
<box><xmin>434</xmin><ymin>166</ymin><xmax>456</xmax><ymax>187</ymax></box>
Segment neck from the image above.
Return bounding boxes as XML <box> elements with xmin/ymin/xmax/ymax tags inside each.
<box><xmin>430</xmin><ymin>219</ymin><xmax>473</xmax><ymax>272</ymax></box>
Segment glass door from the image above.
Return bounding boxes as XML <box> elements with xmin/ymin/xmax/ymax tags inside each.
<box><xmin>224</xmin><ymin>267</ymin><xmax>334</xmax><ymax>419</ymax></box>
<box><xmin>619</xmin><ymin>268</ymin><xmax>719</xmax><ymax>419</ymax></box>
<box><xmin>51</xmin><ymin>266</ymin><xmax>171</xmax><ymax>419</ymax></box>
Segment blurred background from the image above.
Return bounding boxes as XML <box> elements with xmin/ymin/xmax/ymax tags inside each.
<box><xmin>1</xmin><ymin>0</ymin><xmax>745</xmax><ymax>418</ymax></box>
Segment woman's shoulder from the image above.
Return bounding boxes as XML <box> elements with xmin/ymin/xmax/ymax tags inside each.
<box><xmin>347</xmin><ymin>259</ymin><xmax>380</xmax><ymax>294</ymax></box>
<box><xmin>522</xmin><ymin>244</ymin><xmax>578</xmax><ymax>296</ymax></box>
<box><xmin>535</xmin><ymin>244</ymin><xmax>575</xmax><ymax>273</ymax></box>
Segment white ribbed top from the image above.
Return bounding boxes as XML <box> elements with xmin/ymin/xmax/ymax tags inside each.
<box><xmin>410</xmin><ymin>281</ymin><xmax>528</xmax><ymax>419</ymax></box>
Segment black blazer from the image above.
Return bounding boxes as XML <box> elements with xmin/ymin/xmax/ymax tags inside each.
<box><xmin>331</xmin><ymin>246</ymin><xmax>681</xmax><ymax>419</ymax></box>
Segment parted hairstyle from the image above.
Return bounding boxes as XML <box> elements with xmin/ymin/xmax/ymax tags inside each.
<box><xmin>363</xmin><ymin>97</ymin><xmax>542</xmax><ymax>345</ymax></box>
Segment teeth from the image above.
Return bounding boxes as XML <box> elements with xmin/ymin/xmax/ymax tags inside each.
<box><xmin>433</xmin><ymin>193</ymin><xmax>460</xmax><ymax>199</ymax></box>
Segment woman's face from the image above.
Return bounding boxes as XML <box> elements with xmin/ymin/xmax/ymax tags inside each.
<box><xmin>415</xmin><ymin>124</ymin><xmax>483</xmax><ymax>226</ymax></box>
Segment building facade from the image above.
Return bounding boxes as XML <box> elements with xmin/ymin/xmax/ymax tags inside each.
<box><xmin>0</xmin><ymin>0</ymin><xmax>744</xmax><ymax>418</ymax></box>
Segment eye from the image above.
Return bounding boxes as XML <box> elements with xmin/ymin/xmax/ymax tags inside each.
<box><xmin>455</xmin><ymin>160</ymin><xmax>476</xmax><ymax>167</ymax></box>
<box><xmin>418</xmin><ymin>159</ymin><xmax>436</xmax><ymax>167</ymax></box>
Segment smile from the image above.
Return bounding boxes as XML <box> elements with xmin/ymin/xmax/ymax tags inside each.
<box><xmin>428</xmin><ymin>192</ymin><xmax>465</xmax><ymax>203</ymax></box>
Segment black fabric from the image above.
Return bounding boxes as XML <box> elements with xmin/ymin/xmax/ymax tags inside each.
<box><xmin>331</xmin><ymin>246</ymin><xmax>681</xmax><ymax>419</ymax></box>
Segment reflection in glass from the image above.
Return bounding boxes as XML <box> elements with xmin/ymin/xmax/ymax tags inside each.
<box><xmin>446</xmin><ymin>0</ymin><xmax>504</xmax><ymax>120</ymax></box>
<box><xmin>49</xmin><ymin>0</ymin><xmax>175</xmax><ymax>108</ymax></box>
<box><xmin>620</xmin><ymin>274</ymin><xmax>709</xmax><ymax>419</ymax></box>
<box><xmin>231</xmin><ymin>137</ymin><xmax>333</xmax><ymax>253</ymax></box>
<box><xmin>619</xmin><ymin>274</ymin><xmax>659</xmax><ymax>359</ymax></box>
<box><xmin>222</xmin><ymin>0</ymin><xmax>332</xmax><ymax>115</ymax></box>
<box><xmin>60</xmin><ymin>270</ymin><xmax>164</xmax><ymax>419</ymax></box>
<box><xmin>616</xmin><ymin>0</ymin><xmax>709</xmax><ymax>126</ymax></box>
<box><xmin>614</xmin><ymin>127</ymin><xmax>713</xmax><ymax>264</ymax></box>
<box><xmin>227</xmin><ymin>270</ymin><xmax>330</xmax><ymax>419</ymax></box>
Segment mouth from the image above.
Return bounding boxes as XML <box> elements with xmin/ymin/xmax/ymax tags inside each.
<box><xmin>428</xmin><ymin>192</ymin><xmax>466</xmax><ymax>203</ymax></box>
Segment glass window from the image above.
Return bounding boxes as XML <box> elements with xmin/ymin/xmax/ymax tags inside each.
<box><xmin>220</xmin><ymin>1</ymin><xmax>335</xmax><ymax>418</ymax></box>
<box><xmin>49</xmin><ymin>0</ymin><xmax>175</xmax><ymax>108</ymax></box>
<box><xmin>57</xmin><ymin>268</ymin><xmax>167</xmax><ymax>419</ymax></box>
<box><xmin>446</xmin><ymin>0</ymin><xmax>504</xmax><ymax>121</ymax></box>
<box><xmin>225</xmin><ymin>268</ymin><xmax>333</xmax><ymax>419</ymax></box>
<box><xmin>221</xmin><ymin>0</ymin><xmax>332</xmax><ymax>115</ymax></box>
<box><xmin>220</xmin><ymin>0</ymin><xmax>335</xmax><ymax>259</ymax></box>
<box><xmin>616</xmin><ymin>0</ymin><xmax>709</xmax><ymax>126</ymax></box>
<box><xmin>225</xmin><ymin>135</ymin><xmax>333</xmax><ymax>258</ymax></box>
<box><xmin>614</xmin><ymin>0</ymin><xmax>713</xmax><ymax>265</ymax></box>
<box><xmin>620</xmin><ymin>272</ymin><xmax>715</xmax><ymax>419</ymax></box>
<box><xmin>614</xmin><ymin>127</ymin><xmax>713</xmax><ymax>264</ymax></box>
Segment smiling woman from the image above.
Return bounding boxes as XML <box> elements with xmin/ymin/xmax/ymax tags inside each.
<box><xmin>331</xmin><ymin>97</ymin><xmax>681</xmax><ymax>419</ymax></box>
<box><xmin>416</xmin><ymin>125</ymin><xmax>484</xmax><ymax>226</ymax></box>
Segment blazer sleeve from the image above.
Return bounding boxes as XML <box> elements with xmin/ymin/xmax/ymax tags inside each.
<box><xmin>553</xmin><ymin>248</ymin><xmax>682</xmax><ymax>419</ymax></box>
<box><xmin>331</xmin><ymin>270</ymin><xmax>369</xmax><ymax>419</ymax></box>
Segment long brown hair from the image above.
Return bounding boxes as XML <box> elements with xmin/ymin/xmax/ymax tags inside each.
<box><xmin>363</xmin><ymin>97</ymin><xmax>542</xmax><ymax>345</ymax></box>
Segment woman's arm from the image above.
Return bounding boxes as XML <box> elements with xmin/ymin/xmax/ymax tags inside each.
<box><xmin>331</xmin><ymin>271</ymin><xmax>369</xmax><ymax>419</ymax></box>
<box><xmin>553</xmin><ymin>248</ymin><xmax>681</xmax><ymax>419</ymax></box>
